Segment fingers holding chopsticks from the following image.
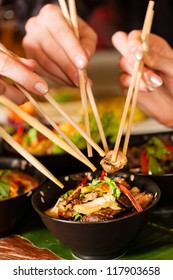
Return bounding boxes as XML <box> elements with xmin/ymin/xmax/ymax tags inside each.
<box><xmin>0</xmin><ymin>79</ymin><xmax>27</xmax><ymax>105</ymax></box>
<box><xmin>0</xmin><ymin>49</ymin><xmax>48</xmax><ymax>104</ymax></box>
<box><xmin>112</xmin><ymin>30</ymin><xmax>164</xmax><ymax>92</ymax></box>
<box><xmin>23</xmin><ymin>4</ymin><xmax>97</xmax><ymax>86</ymax></box>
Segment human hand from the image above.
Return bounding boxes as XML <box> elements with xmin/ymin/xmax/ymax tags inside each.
<box><xmin>112</xmin><ymin>30</ymin><xmax>173</xmax><ymax>127</ymax></box>
<box><xmin>0</xmin><ymin>50</ymin><xmax>48</xmax><ymax>105</ymax></box>
<box><xmin>22</xmin><ymin>4</ymin><xmax>97</xmax><ymax>86</ymax></box>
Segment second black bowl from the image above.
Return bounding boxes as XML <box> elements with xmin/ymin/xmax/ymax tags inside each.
<box><xmin>0</xmin><ymin>157</ymin><xmax>46</xmax><ymax>237</ymax></box>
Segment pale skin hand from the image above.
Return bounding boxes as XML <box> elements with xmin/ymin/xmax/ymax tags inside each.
<box><xmin>22</xmin><ymin>4</ymin><xmax>97</xmax><ymax>86</ymax></box>
<box><xmin>0</xmin><ymin>51</ymin><xmax>48</xmax><ymax>105</ymax></box>
<box><xmin>112</xmin><ymin>30</ymin><xmax>173</xmax><ymax>127</ymax></box>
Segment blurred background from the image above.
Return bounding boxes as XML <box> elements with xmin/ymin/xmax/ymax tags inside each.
<box><xmin>1</xmin><ymin>0</ymin><xmax>173</xmax><ymax>94</ymax></box>
<box><xmin>0</xmin><ymin>0</ymin><xmax>173</xmax><ymax>130</ymax></box>
<box><xmin>0</xmin><ymin>0</ymin><xmax>173</xmax><ymax>55</ymax></box>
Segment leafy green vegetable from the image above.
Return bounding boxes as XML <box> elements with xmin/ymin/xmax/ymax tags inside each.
<box><xmin>47</xmin><ymin>110</ymin><xmax>119</xmax><ymax>155</ymax></box>
<box><xmin>101</xmin><ymin>111</ymin><xmax>119</xmax><ymax>143</ymax></box>
<box><xmin>72</xmin><ymin>212</ymin><xmax>83</xmax><ymax>221</ymax></box>
<box><xmin>88</xmin><ymin>176</ymin><xmax>121</xmax><ymax>198</ymax></box>
<box><xmin>54</xmin><ymin>91</ymin><xmax>73</xmax><ymax>103</ymax></box>
<box><xmin>0</xmin><ymin>170</ymin><xmax>11</xmax><ymax>200</ymax></box>
<box><xmin>103</xmin><ymin>176</ymin><xmax>121</xmax><ymax>198</ymax></box>
<box><xmin>145</xmin><ymin>136</ymin><xmax>167</xmax><ymax>159</ymax></box>
<box><xmin>148</xmin><ymin>155</ymin><xmax>164</xmax><ymax>175</ymax></box>
<box><xmin>28</xmin><ymin>128</ymin><xmax>38</xmax><ymax>143</ymax></box>
<box><xmin>60</xmin><ymin>189</ymin><xmax>73</xmax><ymax>199</ymax></box>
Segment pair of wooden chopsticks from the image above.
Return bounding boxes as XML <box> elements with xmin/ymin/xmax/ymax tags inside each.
<box><xmin>111</xmin><ymin>0</ymin><xmax>155</xmax><ymax>163</ymax></box>
<box><xmin>0</xmin><ymin>35</ymin><xmax>110</xmax><ymax>188</ymax></box>
<box><xmin>0</xmin><ymin>43</ymin><xmax>104</xmax><ymax>154</ymax></box>
<box><xmin>58</xmin><ymin>0</ymin><xmax>109</xmax><ymax>157</ymax></box>
<box><xmin>0</xmin><ymin>125</ymin><xmax>64</xmax><ymax>188</ymax></box>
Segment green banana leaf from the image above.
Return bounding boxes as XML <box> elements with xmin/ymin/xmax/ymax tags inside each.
<box><xmin>19</xmin><ymin>208</ymin><xmax>173</xmax><ymax>260</ymax></box>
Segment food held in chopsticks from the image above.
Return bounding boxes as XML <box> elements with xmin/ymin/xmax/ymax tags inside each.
<box><xmin>45</xmin><ymin>171</ymin><xmax>155</xmax><ymax>222</ymax></box>
<box><xmin>0</xmin><ymin>169</ymin><xmax>39</xmax><ymax>200</ymax></box>
<box><xmin>100</xmin><ymin>150</ymin><xmax>127</xmax><ymax>174</ymax></box>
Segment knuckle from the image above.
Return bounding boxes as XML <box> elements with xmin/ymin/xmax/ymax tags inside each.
<box><xmin>25</xmin><ymin>17</ymin><xmax>36</xmax><ymax>32</ymax></box>
<box><xmin>40</xmin><ymin>4</ymin><xmax>60</xmax><ymax>16</ymax></box>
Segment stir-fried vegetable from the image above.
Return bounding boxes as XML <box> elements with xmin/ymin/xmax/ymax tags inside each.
<box><xmin>127</xmin><ymin>135</ymin><xmax>173</xmax><ymax>174</ymax></box>
<box><xmin>9</xmin><ymin>111</ymin><xmax>119</xmax><ymax>155</ymax></box>
<box><xmin>0</xmin><ymin>169</ymin><xmax>39</xmax><ymax>200</ymax></box>
<box><xmin>45</xmin><ymin>173</ymin><xmax>153</xmax><ymax>222</ymax></box>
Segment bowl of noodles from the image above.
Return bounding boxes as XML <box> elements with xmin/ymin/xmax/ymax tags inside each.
<box><xmin>32</xmin><ymin>170</ymin><xmax>160</xmax><ymax>260</ymax></box>
<box><xmin>0</xmin><ymin>157</ymin><xmax>46</xmax><ymax>237</ymax></box>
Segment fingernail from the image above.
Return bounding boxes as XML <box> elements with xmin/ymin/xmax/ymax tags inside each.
<box><xmin>149</xmin><ymin>76</ymin><xmax>163</xmax><ymax>87</ymax></box>
<box><xmin>142</xmin><ymin>42</ymin><xmax>148</xmax><ymax>52</ymax></box>
<box><xmin>147</xmin><ymin>85</ymin><xmax>155</xmax><ymax>92</ymax></box>
<box><xmin>35</xmin><ymin>82</ymin><xmax>48</xmax><ymax>95</ymax></box>
<box><xmin>133</xmin><ymin>47</ymin><xmax>143</xmax><ymax>60</ymax></box>
<box><xmin>74</xmin><ymin>55</ymin><xmax>86</xmax><ymax>69</ymax></box>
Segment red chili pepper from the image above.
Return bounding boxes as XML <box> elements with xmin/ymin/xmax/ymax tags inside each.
<box><xmin>37</xmin><ymin>132</ymin><xmax>46</xmax><ymax>142</ymax></box>
<box><xmin>80</xmin><ymin>175</ymin><xmax>88</xmax><ymax>186</ymax></box>
<box><xmin>100</xmin><ymin>170</ymin><xmax>107</xmax><ymax>180</ymax></box>
<box><xmin>164</xmin><ymin>142</ymin><xmax>173</xmax><ymax>152</ymax></box>
<box><xmin>117</xmin><ymin>183</ymin><xmax>143</xmax><ymax>213</ymax></box>
<box><xmin>17</xmin><ymin>126</ymin><xmax>24</xmax><ymax>136</ymax></box>
<box><xmin>140</xmin><ymin>150</ymin><xmax>148</xmax><ymax>174</ymax></box>
<box><xmin>73</xmin><ymin>175</ymin><xmax>88</xmax><ymax>193</ymax></box>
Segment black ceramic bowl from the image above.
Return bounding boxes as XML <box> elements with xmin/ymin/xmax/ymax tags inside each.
<box><xmin>32</xmin><ymin>171</ymin><xmax>160</xmax><ymax>260</ymax></box>
<box><xmin>126</xmin><ymin>132</ymin><xmax>173</xmax><ymax>207</ymax></box>
<box><xmin>0</xmin><ymin>157</ymin><xmax>46</xmax><ymax>237</ymax></box>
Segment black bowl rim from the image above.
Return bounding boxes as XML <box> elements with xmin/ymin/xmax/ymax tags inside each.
<box><xmin>32</xmin><ymin>171</ymin><xmax>161</xmax><ymax>225</ymax></box>
<box><xmin>0</xmin><ymin>157</ymin><xmax>46</xmax><ymax>202</ymax></box>
<box><xmin>128</xmin><ymin>170</ymin><xmax>173</xmax><ymax>178</ymax></box>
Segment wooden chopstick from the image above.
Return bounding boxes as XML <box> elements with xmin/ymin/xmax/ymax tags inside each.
<box><xmin>16</xmin><ymin>84</ymin><xmax>88</xmax><ymax>161</ymax></box>
<box><xmin>122</xmin><ymin>5</ymin><xmax>154</xmax><ymax>155</ymax></box>
<box><xmin>86</xmin><ymin>82</ymin><xmax>109</xmax><ymax>152</ymax></box>
<box><xmin>111</xmin><ymin>0</ymin><xmax>155</xmax><ymax>162</ymax></box>
<box><xmin>0</xmin><ymin>42</ymin><xmax>105</xmax><ymax>159</ymax></box>
<box><xmin>44</xmin><ymin>93</ymin><xmax>105</xmax><ymax>156</ymax></box>
<box><xmin>59</xmin><ymin>0</ymin><xmax>92</xmax><ymax>157</ymax></box>
<box><xmin>0</xmin><ymin>43</ymin><xmax>82</xmax><ymax>159</ymax></box>
<box><xmin>59</xmin><ymin>0</ymin><xmax>109</xmax><ymax>155</ymax></box>
<box><xmin>0</xmin><ymin>126</ymin><xmax>64</xmax><ymax>188</ymax></box>
<box><xmin>68</xmin><ymin>0</ymin><xmax>109</xmax><ymax>153</ymax></box>
<box><xmin>0</xmin><ymin>95</ymin><xmax>97</xmax><ymax>172</ymax></box>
